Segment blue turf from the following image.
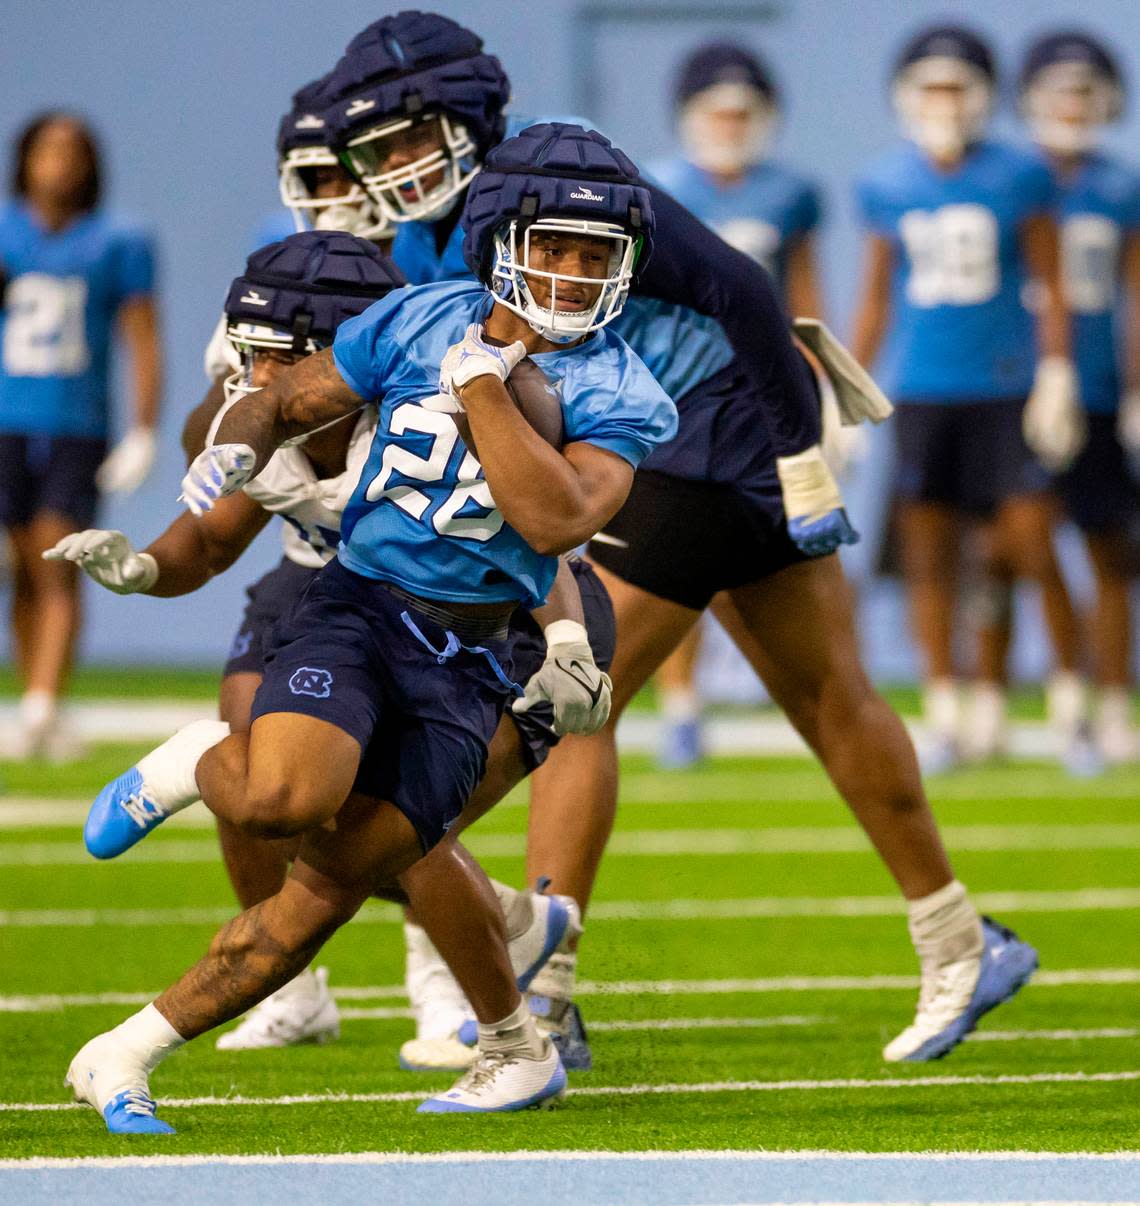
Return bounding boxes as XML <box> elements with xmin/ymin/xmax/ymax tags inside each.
<box><xmin>5</xmin><ymin>1154</ymin><xmax>1137</xmax><ymax>1205</ymax></box>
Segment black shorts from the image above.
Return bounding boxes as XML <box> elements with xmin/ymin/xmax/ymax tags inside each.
<box><xmin>1055</xmin><ymin>413</ymin><xmax>1140</xmax><ymax>534</ymax></box>
<box><xmin>587</xmin><ymin>468</ymin><xmax>810</xmax><ymax>611</ymax></box>
<box><xmin>249</xmin><ymin>559</ymin><xmax>519</xmax><ymax>852</ymax></box>
<box><xmin>0</xmin><ymin>433</ymin><xmax>107</xmax><ymax>529</ymax></box>
<box><xmin>223</xmin><ymin>556</ymin><xmax>321</xmax><ymax>678</ymax></box>
<box><xmin>893</xmin><ymin>399</ymin><xmax>1052</xmax><ymax>516</ymax></box>
<box><xmin>508</xmin><ymin>558</ymin><xmax>616</xmax><ymax>772</ymax></box>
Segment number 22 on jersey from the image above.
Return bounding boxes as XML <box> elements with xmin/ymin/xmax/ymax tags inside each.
<box><xmin>365</xmin><ymin>400</ymin><xmax>505</xmax><ymax>543</ymax></box>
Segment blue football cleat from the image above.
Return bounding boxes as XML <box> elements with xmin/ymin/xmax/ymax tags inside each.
<box><xmin>658</xmin><ymin>718</ymin><xmax>703</xmax><ymax>770</ymax></box>
<box><xmin>417</xmin><ymin>1045</ymin><xmax>566</xmax><ymax>1113</ymax></box>
<box><xmin>885</xmin><ymin>916</ymin><xmax>1038</xmax><ymax>1062</ymax></box>
<box><xmin>85</xmin><ymin>767</ymin><xmax>171</xmax><ymax>859</ymax></box>
<box><xmin>529</xmin><ymin>995</ymin><xmax>592</xmax><ymax>1071</ymax></box>
<box><xmin>101</xmin><ymin>1088</ymin><xmax>176</xmax><ymax>1135</ymax></box>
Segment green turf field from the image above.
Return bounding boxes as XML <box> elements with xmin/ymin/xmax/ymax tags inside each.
<box><xmin>1</xmin><ymin>750</ymin><xmax>1136</xmax><ymax>1159</ymax></box>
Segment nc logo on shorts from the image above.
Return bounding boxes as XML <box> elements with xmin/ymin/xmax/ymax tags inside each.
<box><xmin>289</xmin><ymin>667</ymin><xmax>333</xmax><ymax>699</ymax></box>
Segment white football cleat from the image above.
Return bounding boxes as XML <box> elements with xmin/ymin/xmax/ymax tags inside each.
<box><xmin>417</xmin><ymin>1039</ymin><xmax>566</xmax><ymax>1113</ymax></box>
<box><xmin>65</xmin><ymin>1031</ymin><xmax>174</xmax><ymax>1135</ymax></box>
<box><xmin>399</xmin><ymin>1033</ymin><xmax>478</xmax><ymax>1072</ymax></box>
<box><xmin>509</xmin><ymin>886</ymin><xmax>582</xmax><ymax>991</ymax></box>
<box><xmin>216</xmin><ymin>966</ymin><xmax>339</xmax><ymax>1050</ymax></box>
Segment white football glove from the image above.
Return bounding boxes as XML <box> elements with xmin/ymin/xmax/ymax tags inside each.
<box><xmin>1117</xmin><ymin>387</ymin><xmax>1140</xmax><ymax>459</ymax></box>
<box><xmin>819</xmin><ymin>373</ymin><xmax>870</xmax><ymax>480</ymax></box>
<box><xmin>95</xmin><ymin>426</ymin><xmax>156</xmax><ymax>495</ymax></box>
<box><xmin>511</xmin><ymin>619</ymin><xmax>612</xmax><ymax>736</ymax></box>
<box><xmin>180</xmin><ymin>443</ymin><xmax>257</xmax><ymax>517</ymax></box>
<box><xmin>439</xmin><ymin>323</ymin><xmax>528</xmax><ymax>402</ymax></box>
<box><xmin>1022</xmin><ymin>357</ymin><xmax>1086</xmax><ymax>472</ymax></box>
<box><xmin>42</xmin><ymin>529</ymin><xmax>158</xmax><ymax>595</ymax></box>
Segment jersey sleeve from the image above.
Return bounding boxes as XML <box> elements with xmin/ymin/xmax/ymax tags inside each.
<box><xmin>854</xmin><ymin>174</ymin><xmax>893</xmax><ymax>236</ymax></box>
<box><xmin>112</xmin><ymin>229</ymin><xmax>156</xmax><ymax>304</ymax></box>
<box><xmin>1016</xmin><ymin>157</ymin><xmax>1058</xmax><ymax>219</ymax></box>
<box><xmin>331</xmin><ymin>290</ymin><xmax>407</xmax><ymax>400</ymax></box>
<box><xmin>563</xmin><ymin>350</ymin><xmax>678</xmax><ymax>468</ymax></box>
<box><xmin>788</xmin><ymin>180</ymin><xmax>823</xmax><ymax>238</ymax></box>
<box><xmin>633</xmin><ymin>178</ymin><xmax>821</xmax><ymax>456</ymax></box>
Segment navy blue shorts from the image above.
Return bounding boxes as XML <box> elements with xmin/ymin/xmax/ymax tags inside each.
<box><xmin>893</xmin><ymin>399</ymin><xmax>1051</xmax><ymax>516</ymax></box>
<box><xmin>223</xmin><ymin>557</ymin><xmax>321</xmax><ymax>678</ymax></box>
<box><xmin>1055</xmin><ymin>413</ymin><xmax>1140</xmax><ymax>534</ymax></box>
<box><xmin>0</xmin><ymin>434</ymin><xmax>107</xmax><ymax>529</ymax></box>
<box><xmin>509</xmin><ymin>557</ymin><xmax>616</xmax><ymax>772</ymax></box>
<box><xmin>587</xmin><ymin>467</ymin><xmax>809</xmax><ymax>611</ymax></box>
<box><xmin>249</xmin><ymin>558</ymin><xmax>520</xmax><ymax>851</ymax></box>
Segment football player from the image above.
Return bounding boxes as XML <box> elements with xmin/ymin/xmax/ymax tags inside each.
<box><xmin>1018</xmin><ymin>31</ymin><xmax>1140</xmax><ymax>763</ymax></box>
<box><xmin>321</xmin><ymin>10</ymin><xmax>1038</xmax><ymax>1072</ymax></box>
<box><xmin>0</xmin><ymin>112</ymin><xmax>161</xmax><ymax>759</ymax></box>
<box><xmin>851</xmin><ymin>25</ymin><xmax>1091</xmax><ymax>772</ymax></box>
<box><xmin>66</xmin><ymin>125</ymin><xmax>676</xmax><ymax>1130</ymax></box>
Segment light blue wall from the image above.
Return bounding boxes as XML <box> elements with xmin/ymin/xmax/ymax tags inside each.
<box><xmin>2</xmin><ymin>0</ymin><xmax>1138</xmax><ymax>676</ymax></box>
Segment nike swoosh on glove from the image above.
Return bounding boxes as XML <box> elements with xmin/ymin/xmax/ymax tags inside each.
<box><xmin>42</xmin><ymin>529</ymin><xmax>158</xmax><ymax>595</ymax></box>
<box><xmin>180</xmin><ymin>444</ymin><xmax>257</xmax><ymax>517</ymax></box>
<box><xmin>511</xmin><ymin>619</ymin><xmax>613</xmax><ymax>736</ymax></box>
<box><xmin>776</xmin><ymin>444</ymin><xmax>860</xmax><ymax>557</ymax></box>
<box><xmin>439</xmin><ymin>323</ymin><xmax>528</xmax><ymax>402</ymax></box>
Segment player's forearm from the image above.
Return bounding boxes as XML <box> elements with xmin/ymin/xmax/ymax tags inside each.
<box><xmin>140</xmin><ymin>514</ymin><xmax>224</xmax><ymax>597</ymax></box>
<box><xmin>461</xmin><ymin>380</ymin><xmax>618</xmax><ymax>555</ymax></box>
<box><xmin>850</xmin><ymin>236</ymin><xmax>893</xmax><ymax>369</ymax></box>
<box><xmin>1122</xmin><ymin>233</ymin><xmax>1140</xmax><ymax>388</ymax></box>
<box><xmin>785</xmin><ymin>237</ymin><xmax>824</xmax><ymax>321</ymax></box>
<box><xmin>120</xmin><ymin>298</ymin><xmax>162</xmax><ymax>429</ymax></box>
<box><xmin>530</xmin><ymin>557</ymin><xmax>586</xmax><ymax>628</ymax></box>
<box><xmin>1022</xmin><ymin>215</ymin><xmax>1071</xmax><ymax>360</ymax></box>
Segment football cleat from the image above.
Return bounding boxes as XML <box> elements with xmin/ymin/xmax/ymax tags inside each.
<box><xmin>66</xmin><ymin>1033</ymin><xmax>175</xmax><ymax>1135</ymax></box>
<box><xmin>529</xmin><ymin>993</ymin><xmax>592</xmax><ymax>1071</ymax></box>
<box><xmin>216</xmin><ymin>967</ymin><xmax>339</xmax><ymax>1050</ymax></box>
<box><xmin>511</xmin><ymin>884</ymin><xmax>582</xmax><ymax>992</ymax></box>
<box><xmin>919</xmin><ymin>735</ymin><xmax>962</xmax><ymax>776</ymax></box>
<box><xmin>883</xmin><ymin>916</ymin><xmax>1038</xmax><ymax>1062</ymax></box>
<box><xmin>85</xmin><ymin>767</ymin><xmax>172</xmax><ymax>859</ymax></box>
<box><xmin>399</xmin><ymin>1033</ymin><xmax>477</xmax><ymax>1072</ymax></box>
<box><xmin>658</xmin><ymin>717</ymin><xmax>703</xmax><ymax>770</ymax></box>
<box><xmin>417</xmin><ymin>1040</ymin><xmax>566</xmax><ymax>1113</ymax></box>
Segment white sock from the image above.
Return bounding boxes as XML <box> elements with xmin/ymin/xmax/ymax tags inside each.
<box><xmin>661</xmin><ymin>686</ymin><xmax>700</xmax><ymax>724</ymax></box>
<box><xmin>136</xmin><ymin>719</ymin><xmax>231</xmax><ymax>811</ymax></box>
<box><xmin>19</xmin><ymin>689</ymin><xmax>56</xmax><ymax>731</ymax></box>
<box><xmin>1047</xmin><ymin>671</ymin><xmax>1088</xmax><ymax>738</ymax></box>
<box><xmin>477</xmin><ymin>997</ymin><xmax>545</xmax><ymax>1059</ymax></box>
<box><xmin>1098</xmin><ymin>687</ymin><xmax>1132</xmax><ymax>731</ymax></box>
<box><xmin>907</xmin><ymin>880</ymin><xmax>983</xmax><ymax>966</ymax></box>
<box><xmin>110</xmin><ymin>1003</ymin><xmax>186</xmax><ymax>1075</ymax></box>
<box><xmin>491</xmin><ymin>880</ymin><xmax>536</xmax><ymax>943</ymax></box>
<box><xmin>923</xmin><ymin>679</ymin><xmax>960</xmax><ymax>742</ymax></box>
<box><xmin>529</xmin><ymin>950</ymin><xmax>577</xmax><ymax>1002</ymax></box>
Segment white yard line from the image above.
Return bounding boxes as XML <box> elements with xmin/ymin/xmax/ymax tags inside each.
<box><xmin>3</xmin><ymin>967</ymin><xmax>1135</xmax><ymax>1012</ymax></box>
<box><xmin>4</xmin><ymin>887</ymin><xmax>1138</xmax><ymax>929</ymax></box>
<box><xmin>968</xmin><ymin>1028</ymin><xmax>1139</xmax><ymax>1042</ymax></box>
<box><xmin>5</xmin><ymin>822</ymin><xmax>1139</xmax><ymax>863</ymax></box>
<box><xmin>3</xmin><ymin>1070</ymin><xmax>1137</xmax><ymax>1113</ymax></box>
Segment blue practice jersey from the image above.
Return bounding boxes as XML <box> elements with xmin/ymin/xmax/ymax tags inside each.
<box><xmin>333</xmin><ymin>280</ymin><xmax>677</xmax><ymax>608</ymax></box>
<box><xmin>856</xmin><ymin>139</ymin><xmax>1055</xmax><ymax>403</ymax></box>
<box><xmin>0</xmin><ymin>201</ymin><xmax>155</xmax><ymax>438</ymax></box>
<box><xmin>647</xmin><ymin>155</ymin><xmax>821</xmax><ymax>295</ymax></box>
<box><xmin>1047</xmin><ymin>150</ymin><xmax>1140</xmax><ymax>414</ymax></box>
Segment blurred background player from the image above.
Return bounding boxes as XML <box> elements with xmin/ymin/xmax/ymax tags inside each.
<box><xmin>1016</xmin><ymin>31</ymin><xmax>1140</xmax><ymax>764</ymax></box>
<box><xmin>0</xmin><ymin>112</ymin><xmax>161</xmax><ymax>759</ymax></box>
<box><xmin>851</xmin><ymin>25</ymin><xmax>1090</xmax><ymax>773</ymax></box>
<box><xmin>645</xmin><ymin>43</ymin><xmax>831</xmax><ymax>768</ymax></box>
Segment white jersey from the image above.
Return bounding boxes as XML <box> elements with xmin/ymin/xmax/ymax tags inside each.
<box><xmin>207</xmin><ymin>396</ymin><xmax>376</xmax><ymax>569</ymax></box>
<box><xmin>204</xmin><ymin>312</ymin><xmax>240</xmax><ymax>382</ymax></box>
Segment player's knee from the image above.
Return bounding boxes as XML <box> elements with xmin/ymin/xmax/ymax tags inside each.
<box><xmin>237</xmin><ymin>781</ymin><xmax>332</xmax><ymax>839</ymax></box>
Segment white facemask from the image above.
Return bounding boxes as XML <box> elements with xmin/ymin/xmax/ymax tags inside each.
<box><xmin>1024</xmin><ymin>62</ymin><xmax>1121</xmax><ymax>155</ymax></box>
<box><xmin>679</xmin><ymin>82</ymin><xmax>776</xmax><ymax>173</ymax></box>
<box><xmin>893</xmin><ymin>57</ymin><xmax>992</xmax><ymax>159</ymax></box>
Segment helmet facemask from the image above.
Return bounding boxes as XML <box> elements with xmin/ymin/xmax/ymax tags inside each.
<box><xmin>342</xmin><ymin>111</ymin><xmax>478</xmax><ymax>224</ymax></box>
<box><xmin>1024</xmin><ymin>61</ymin><xmax>1122</xmax><ymax>154</ymax></box>
<box><xmin>223</xmin><ymin>322</ymin><xmax>321</xmax><ymax>444</ymax></box>
<box><xmin>893</xmin><ymin>57</ymin><xmax>993</xmax><ymax>159</ymax></box>
<box><xmin>679</xmin><ymin>82</ymin><xmax>777</xmax><ymax>173</ymax></box>
<box><xmin>490</xmin><ymin>217</ymin><xmax>640</xmax><ymax>346</ymax></box>
<box><xmin>278</xmin><ymin>145</ymin><xmax>389</xmax><ymax>240</ymax></box>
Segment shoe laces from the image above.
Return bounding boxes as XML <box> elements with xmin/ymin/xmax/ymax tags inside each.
<box><xmin>121</xmin><ymin>787</ymin><xmax>164</xmax><ymax>829</ymax></box>
<box><xmin>455</xmin><ymin>1049</ymin><xmax>513</xmax><ymax>1093</ymax></box>
<box><xmin>120</xmin><ymin>1087</ymin><xmax>157</xmax><ymax>1117</ymax></box>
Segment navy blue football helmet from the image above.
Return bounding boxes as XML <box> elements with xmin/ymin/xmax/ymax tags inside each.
<box><xmin>673</xmin><ymin>42</ymin><xmax>780</xmax><ymax>172</ymax></box>
<box><xmin>1020</xmin><ymin>31</ymin><xmax>1123</xmax><ymax>153</ymax></box>
<box><xmin>323</xmin><ymin>11</ymin><xmax>510</xmax><ymax>225</ymax></box>
<box><xmin>223</xmin><ymin>231</ymin><xmax>406</xmax><ymax>408</ymax></box>
<box><xmin>461</xmin><ymin>123</ymin><xmax>653</xmax><ymax>344</ymax></box>
<box><xmin>892</xmin><ymin>25</ymin><xmax>996</xmax><ymax>158</ymax></box>
<box><xmin>276</xmin><ymin>77</ymin><xmax>387</xmax><ymax>240</ymax></box>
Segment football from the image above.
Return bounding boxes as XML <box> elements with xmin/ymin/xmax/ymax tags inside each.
<box><xmin>452</xmin><ymin>357</ymin><xmax>564</xmax><ymax>459</ymax></box>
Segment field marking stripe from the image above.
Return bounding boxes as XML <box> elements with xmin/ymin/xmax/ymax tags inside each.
<box><xmin>1</xmin><ymin>1149</ymin><xmax>1137</xmax><ymax>1169</ymax></box>
<box><xmin>3</xmin><ymin>967</ymin><xmax>1135</xmax><ymax>1012</ymax></box>
<box><xmin>4</xmin><ymin>887</ymin><xmax>1138</xmax><ymax>928</ymax></box>
<box><xmin>4</xmin><ymin>1070</ymin><xmax>1137</xmax><ymax>1113</ymax></box>
<box><xmin>969</xmin><ymin>1028</ymin><xmax>1139</xmax><ymax>1042</ymax></box>
<box><xmin>6</xmin><ymin>822</ymin><xmax>1140</xmax><ymax>863</ymax></box>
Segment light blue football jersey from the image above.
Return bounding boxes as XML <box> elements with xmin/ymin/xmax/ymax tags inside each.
<box><xmin>1046</xmin><ymin>150</ymin><xmax>1140</xmax><ymax>414</ymax></box>
<box><xmin>0</xmin><ymin>201</ymin><xmax>155</xmax><ymax>438</ymax></box>
<box><xmin>855</xmin><ymin>139</ymin><xmax>1056</xmax><ymax>402</ymax></box>
<box><xmin>646</xmin><ymin>155</ymin><xmax>821</xmax><ymax>294</ymax></box>
<box><xmin>333</xmin><ymin>280</ymin><xmax>677</xmax><ymax>608</ymax></box>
